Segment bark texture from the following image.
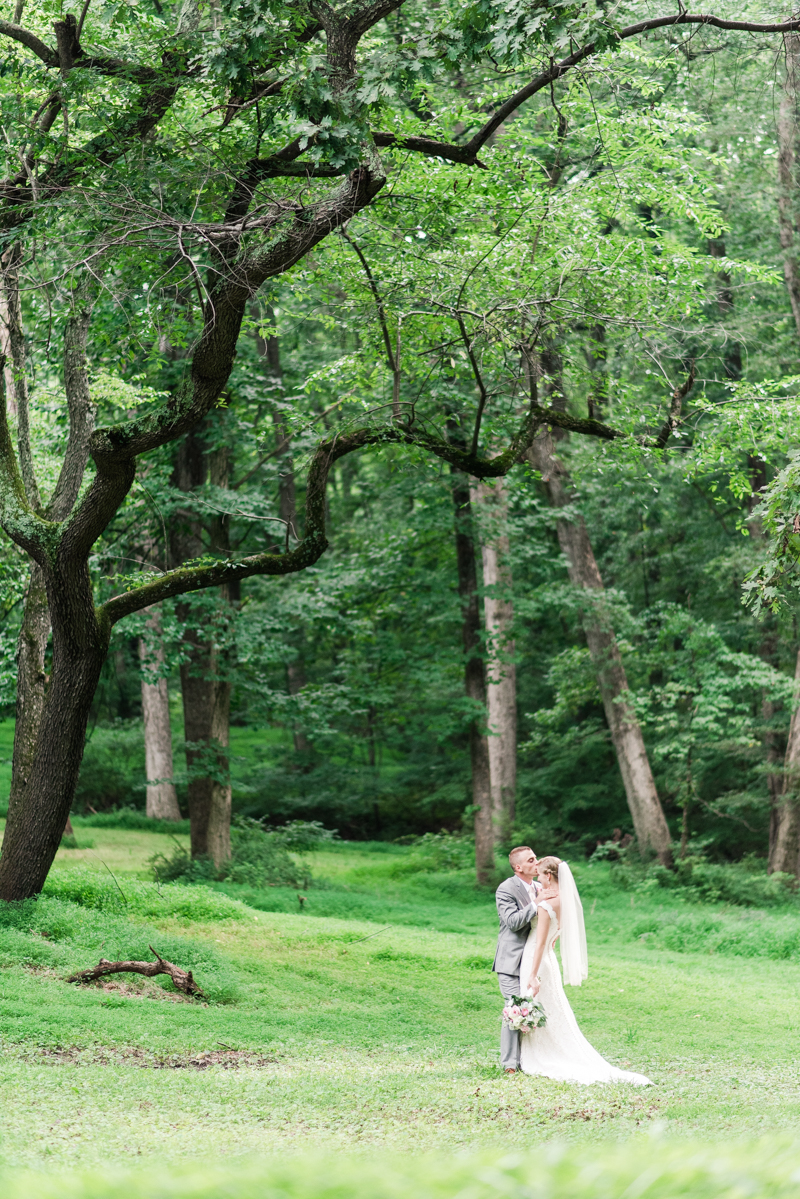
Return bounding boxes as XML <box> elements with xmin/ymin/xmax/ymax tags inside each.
<box><xmin>139</xmin><ymin>609</ymin><xmax>181</xmax><ymax>821</ymax></box>
<box><xmin>4</xmin><ymin>294</ymin><xmax>96</xmax><ymax>854</ymax></box>
<box><xmin>470</xmin><ymin>478</ymin><xmax>516</xmax><ymax>845</ymax></box>
<box><xmin>769</xmin><ymin>649</ymin><xmax>800</xmax><ymax>874</ymax></box>
<box><xmin>527</xmin><ymin>429</ymin><xmax>672</xmax><ymax>864</ymax></box>
<box><xmin>452</xmin><ymin>472</ymin><xmax>494</xmax><ymax>883</ymax></box>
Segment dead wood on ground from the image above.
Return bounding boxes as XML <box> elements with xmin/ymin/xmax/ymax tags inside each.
<box><xmin>66</xmin><ymin>945</ymin><xmax>206</xmax><ymax>998</ymax></box>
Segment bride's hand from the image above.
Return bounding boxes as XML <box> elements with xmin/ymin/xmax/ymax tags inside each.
<box><xmin>528</xmin><ymin>976</ymin><xmax>540</xmax><ymax>997</ymax></box>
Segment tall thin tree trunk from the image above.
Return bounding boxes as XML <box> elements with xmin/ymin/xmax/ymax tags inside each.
<box><xmin>769</xmin><ymin>36</ymin><xmax>800</xmax><ymax>872</ymax></box>
<box><xmin>470</xmin><ymin>477</ymin><xmax>516</xmax><ymax>846</ymax></box>
<box><xmin>527</xmin><ymin>428</ymin><xmax>673</xmax><ymax>865</ymax></box>
<box><xmin>452</xmin><ymin>471</ymin><xmax>494</xmax><ymax>883</ymax></box>
<box><xmin>171</xmin><ymin>426</ymin><xmax>233</xmax><ymax>867</ymax></box>
<box><xmin>206</xmin><ymin>444</ymin><xmax>234</xmax><ymax>867</ymax></box>
<box><xmin>769</xmin><ymin>649</ymin><xmax>800</xmax><ymax>874</ymax></box>
<box><xmin>139</xmin><ymin>609</ymin><xmax>181</xmax><ymax>821</ymax></box>
<box><xmin>255</xmin><ymin>312</ymin><xmax>311</xmax><ymax>755</ymax></box>
<box><xmin>778</xmin><ymin>33</ymin><xmax>800</xmax><ymax>342</ymax></box>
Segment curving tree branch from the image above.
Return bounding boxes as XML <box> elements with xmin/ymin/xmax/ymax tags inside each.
<box><xmin>373</xmin><ymin>11</ymin><xmax>800</xmax><ymax>167</ymax></box>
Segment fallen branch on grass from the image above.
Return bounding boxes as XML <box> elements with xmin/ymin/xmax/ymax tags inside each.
<box><xmin>66</xmin><ymin>945</ymin><xmax>206</xmax><ymax>999</ymax></box>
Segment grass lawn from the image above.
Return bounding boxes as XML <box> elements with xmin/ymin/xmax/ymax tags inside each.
<box><xmin>0</xmin><ymin>833</ymin><xmax>799</xmax><ymax>1188</ymax></box>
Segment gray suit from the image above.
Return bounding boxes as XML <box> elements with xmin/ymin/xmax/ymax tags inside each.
<box><xmin>493</xmin><ymin>875</ymin><xmax>538</xmax><ymax>1070</ymax></box>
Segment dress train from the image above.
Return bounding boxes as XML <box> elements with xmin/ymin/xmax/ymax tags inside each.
<box><xmin>518</xmin><ymin>901</ymin><xmax>651</xmax><ymax>1085</ymax></box>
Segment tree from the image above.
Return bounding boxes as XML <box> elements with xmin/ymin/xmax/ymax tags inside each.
<box><xmin>138</xmin><ymin>608</ymin><xmax>181</xmax><ymax>821</ymax></box>
<box><xmin>0</xmin><ymin>2</ymin><xmax>798</xmax><ymax>900</ymax></box>
<box><xmin>471</xmin><ymin>477</ymin><xmax>516</xmax><ymax>847</ymax></box>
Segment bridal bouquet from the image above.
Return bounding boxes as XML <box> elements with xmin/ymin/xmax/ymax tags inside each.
<box><xmin>501</xmin><ymin>995</ymin><xmax>546</xmax><ymax>1033</ymax></box>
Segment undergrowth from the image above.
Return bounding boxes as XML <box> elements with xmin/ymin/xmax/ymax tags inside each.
<box><xmin>0</xmin><ymin>872</ymin><xmax>249</xmax><ymax>1003</ymax></box>
<box><xmin>594</xmin><ymin>841</ymin><xmax>799</xmax><ymax>908</ymax></box>
<box><xmin>72</xmin><ymin>809</ymin><xmax>191</xmax><ymax>834</ymax></box>
<box><xmin>150</xmin><ymin>818</ymin><xmax>338</xmax><ymax>889</ymax></box>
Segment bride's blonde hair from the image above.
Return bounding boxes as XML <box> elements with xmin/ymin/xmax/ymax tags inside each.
<box><xmin>537</xmin><ymin>855</ymin><xmax>562</xmax><ymax>882</ymax></box>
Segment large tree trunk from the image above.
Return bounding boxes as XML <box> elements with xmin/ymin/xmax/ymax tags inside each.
<box><xmin>0</xmin><ymin>562</ymin><xmax>109</xmax><ymax>900</ymax></box>
<box><xmin>451</xmin><ymin>471</ymin><xmax>494</xmax><ymax>884</ymax></box>
<box><xmin>4</xmin><ymin>293</ymin><xmax>96</xmax><ymax>847</ymax></box>
<box><xmin>139</xmin><ymin>609</ymin><xmax>181</xmax><ymax>821</ymax></box>
<box><xmin>470</xmin><ymin>478</ymin><xmax>516</xmax><ymax>846</ymax></box>
<box><xmin>170</xmin><ymin>426</ymin><xmax>233</xmax><ymax>867</ymax></box>
<box><xmin>6</xmin><ymin>564</ymin><xmax>49</xmax><ymax>829</ymax></box>
<box><xmin>526</xmin><ymin>429</ymin><xmax>672</xmax><ymax>864</ymax></box>
<box><xmin>769</xmin><ymin>650</ymin><xmax>800</xmax><ymax>874</ymax></box>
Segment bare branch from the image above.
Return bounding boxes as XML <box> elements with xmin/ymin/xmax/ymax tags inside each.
<box><xmin>375</xmin><ymin>12</ymin><xmax>800</xmax><ymax>168</ymax></box>
<box><xmin>655</xmin><ymin>362</ymin><xmax>695</xmax><ymax>450</ymax></box>
<box><xmin>535</xmin><ymin>403</ymin><xmax>625</xmax><ymax>441</ymax></box>
<box><xmin>371</xmin><ymin>131</ymin><xmax>487</xmax><ymax>168</ymax></box>
<box><xmin>0</xmin><ymin>21</ymin><xmax>58</xmax><ymax>66</ymax></box>
<box><xmin>67</xmin><ymin>946</ymin><xmax>206</xmax><ymax>999</ymax></box>
<box><xmin>340</xmin><ymin>227</ymin><xmax>396</xmax><ymax>372</ymax></box>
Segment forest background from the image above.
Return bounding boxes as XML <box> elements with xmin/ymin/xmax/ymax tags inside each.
<box><xmin>5</xmin><ymin>0</ymin><xmax>800</xmax><ymax>890</ymax></box>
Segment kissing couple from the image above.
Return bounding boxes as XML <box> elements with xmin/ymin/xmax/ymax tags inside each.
<box><xmin>493</xmin><ymin>846</ymin><xmax>651</xmax><ymax>1085</ymax></box>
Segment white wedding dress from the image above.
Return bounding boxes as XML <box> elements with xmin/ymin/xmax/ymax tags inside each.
<box><xmin>518</xmin><ymin>900</ymin><xmax>651</xmax><ymax>1085</ymax></box>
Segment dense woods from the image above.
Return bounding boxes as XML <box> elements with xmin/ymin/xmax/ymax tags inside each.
<box><xmin>3</xmin><ymin>1</ymin><xmax>800</xmax><ymax>896</ymax></box>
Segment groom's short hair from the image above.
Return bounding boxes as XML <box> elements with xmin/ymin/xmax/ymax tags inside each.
<box><xmin>509</xmin><ymin>846</ymin><xmax>533</xmax><ymax>865</ymax></box>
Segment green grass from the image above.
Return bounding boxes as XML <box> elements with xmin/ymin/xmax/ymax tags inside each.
<box><xmin>2</xmin><ymin>834</ymin><xmax>800</xmax><ymax>1189</ymax></box>
<box><xmin>5</xmin><ymin>1138</ymin><xmax>800</xmax><ymax>1199</ymax></box>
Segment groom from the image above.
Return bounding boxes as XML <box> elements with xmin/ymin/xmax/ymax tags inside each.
<box><xmin>492</xmin><ymin>846</ymin><xmax>539</xmax><ymax>1074</ymax></box>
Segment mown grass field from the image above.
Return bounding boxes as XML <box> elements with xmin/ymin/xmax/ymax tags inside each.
<box><xmin>0</xmin><ymin>827</ymin><xmax>799</xmax><ymax>1192</ymax></box>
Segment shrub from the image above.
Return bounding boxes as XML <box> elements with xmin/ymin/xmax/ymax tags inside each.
<box><xmin>73</xmin><ymin>808</ymin><xmax>189</xmax><ymax>833</ymax></box>
<box><xmin>594</xmin><ymin>841</ymin><xmax>800</xmax><ymax>909</ymax></box>
<box><xmin>632</xmin><ymin>908</ymin><xmax>800</xmax><ymax>961</ymax></box>
<box><xmin>73</xmin><ymin>723</ymin><xmax>146</xmax><ymax>812</ymax></box>
<box><xmin>228</xmin><ymin>817</ymin><xmax>303</xmax><ymax>886</ymax></box>
<box><xmin>150</xmin><ymin>818</ymin><xmax>338</xmax><ymax>890</ymax></box>
<box><xmin>42</xmin><ymin>867</ymin><xmax>250</xmax><ymax>922</ymax></box>
<box><xmin>389</xmin><ymin>832</ymin><xmax>474</xmax><ymax>877</ymax></box>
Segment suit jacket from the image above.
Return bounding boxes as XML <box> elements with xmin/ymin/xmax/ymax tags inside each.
<box><xmin>492</xmin><ymin>875</ymin><xmax>538</xmax><ymax>975</ymax></box>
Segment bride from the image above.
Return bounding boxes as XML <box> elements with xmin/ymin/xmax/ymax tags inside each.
<box><xmin>519</xmin><ymin>855</ymin><xmax>651</xmax><ymax>1085</ymax></box>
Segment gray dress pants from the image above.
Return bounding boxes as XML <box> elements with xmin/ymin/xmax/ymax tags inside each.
<box><xmin>497</xmin><ymin>971</ymin><xmax>522</xmax><ymax>1070</ymax></box>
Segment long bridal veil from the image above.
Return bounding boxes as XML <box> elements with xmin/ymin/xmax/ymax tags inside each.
<box><xmin>558</xmin><ymin>861</ymin><xmax>588</xmax><ymax>986</ymax></box>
